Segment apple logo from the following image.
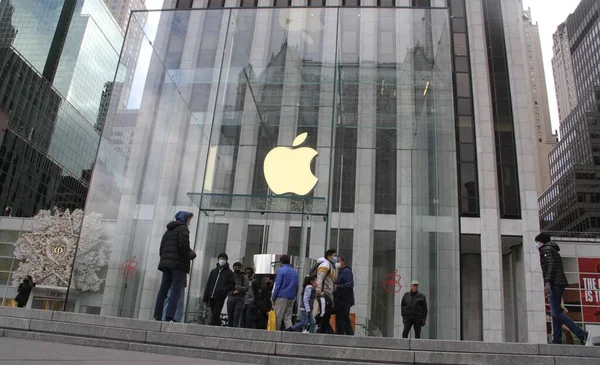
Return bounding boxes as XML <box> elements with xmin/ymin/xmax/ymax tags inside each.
<box><xmin>263</xmin><ymin>133</ymin><xmax>318</xmax><ymax>196</ymax></box>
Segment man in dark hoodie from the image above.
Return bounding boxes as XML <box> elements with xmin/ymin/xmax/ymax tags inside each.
<box><xmin>536</xmin><ymin>232</ymin><xmax>589</xmax><ymax>345</ymax></box>
<box><xmin>334</xmin><ymin>256</ymin><xmax>354</xmax><ymax>335</ymax></box>
<box><xmin>203</xmin><ymin>253</ymin><xmax>235</xmax><ymax>326</ymax></box>
<box><xmin>154</xmin><ymin>211</ymin><xmax>194</xmax><ymax>322</ymax></box>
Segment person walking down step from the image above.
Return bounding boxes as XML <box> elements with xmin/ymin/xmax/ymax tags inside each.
<box><xmin>272</xmin><ymin>255</ymin><xmax>298</xmax><ymax>331</ymax></box>
<box><xmin>401</xmin><ymin>280</ymin><xmax>428</xmax><ymax>339</ymax></box>
<box><xmin>290</xmin><ymin>275</ymin><xmax>317</xmax><ymax>333</ymax></box>
<box><xmin>227</xmin><ymin>262</ymin><xmax>249</xmax><ymax>327</ymax></box>
<box><xmin>203</xmin><ymin>253</ymin><xmax>235</xmax><ymax>326</ymax></box>
<box><xmin>153</xmin><ymin>211</ymin><xmax>194</xmax><ymax>322</ymax></box>
<box><xmin>536</xmin><ymin>233</ymin><xmax>590</xmax><ymax>345</ymax></box>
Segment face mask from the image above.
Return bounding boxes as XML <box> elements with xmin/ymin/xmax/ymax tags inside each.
<box><xmin>335</xmin><ymin>262</ymin><xmax>341</xmax><ymax>270</ymax></box>
<box><xmin>535</xmin><ymin>242</ymin><xmax>541</xmax><ymax>250</ymax></box>
<box><xmin>332</xmin><ymin>256</ymin><xmax>338</xmax><ymax>263</ymax></box>
<box><xmin>218</xmin><ymin>259</ymin><xmax>226</xmax><ymax>267</ymax></box>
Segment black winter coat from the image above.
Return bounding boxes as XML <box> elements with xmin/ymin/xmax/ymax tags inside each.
<box><xmin>158</xmin><ymin>221</ymin><xmax>191</xmax><ymax>272</ymax></box>
<box><xmin>539</xmin><ymin>242</ymin><xmax>569</xmax><ymax>287</ymax></box>
<box><xmin>203</xmin><ymin>263</ymin><xmax>235</xmax><ymax>302</ymax></box>
<box><xmin>401</xmin><ymin>291</ymin><xmax>428</xmax><ymax>320</ymax></box>
<box><xmin>15</xmin><ymin>281</ymin><xmax>35</xmax><ymax>307</ymax></box>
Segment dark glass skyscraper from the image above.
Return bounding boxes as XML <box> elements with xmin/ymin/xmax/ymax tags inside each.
<box><xmin>539</xmin><ymin>0</ymin><xmax>600</xmax><ymax>232</ymax></box>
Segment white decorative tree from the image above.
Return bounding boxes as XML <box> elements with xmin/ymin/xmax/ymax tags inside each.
<box><xmin>11</xmin><ymin>209</ymin><xmax>109</xmax><ymax>292</ymax></box>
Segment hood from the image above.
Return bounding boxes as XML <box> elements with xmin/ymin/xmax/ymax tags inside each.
<box><xmin>340</xmin><ymin>265</ymin><xmax>352</xmax><ymax>272</ymax></box>
<box><xmin>546</xmin><ymin>241</ymin><xmax>561</xmax><ymax>252</ymax></box>
<box><xmin>317</xmin><ymin>257</ymin><xmax>327</xmax><ymax>264</ymax></box>
<box><xmin>166</xmin><ymin>221</ymin><xmax>186</xmax><ymax>230</ymax></box>
<box><xmin>175</xmin><ymin>211</ymin><xmax>192</xmax><ymax>223</ymax></box>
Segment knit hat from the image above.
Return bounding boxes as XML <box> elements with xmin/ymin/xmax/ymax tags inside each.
<box><xmin>217</xmin><ymin>253</ymin><xmax>228</xmax><ymax>261</ymax></box>
<box><xmin>535</xmin><ymin>233</ymin><xmax>551</xmax><ymax>244</ymax></box>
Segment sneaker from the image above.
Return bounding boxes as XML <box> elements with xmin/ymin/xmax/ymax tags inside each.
<box><xmin>581</xmin><ymin>330</ymin><xmax>590</xmax><ymax>345</ymax></box>
<box><xmin>302</xmin><ymin>330</ymin><xmax>309</xmax><ymax>333</ymax></box>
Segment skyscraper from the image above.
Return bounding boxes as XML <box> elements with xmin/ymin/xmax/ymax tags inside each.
<box><xmin>552</xmin><ymin>22</ymin><xmax>578</xmax><ymax>124</ymax></box>
<box><xmin>539</xmin><ymin>0</ymin><xmax>600</xmax><ymax>232</ymax></box>
<box><xmin>522</xmin><ymin>8</ymin><xmax>557</xmax><ymax>196</ymax></box>
<box><xmin>104</xmin><ymin>0</ymin><xmax>147</xmax><ymax>33</ymax></box>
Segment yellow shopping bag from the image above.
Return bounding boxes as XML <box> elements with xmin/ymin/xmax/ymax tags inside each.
<box><xmin>267</xmin><ymin>310</ymin><xmax>277</xmax><ymax>331</ymax></box>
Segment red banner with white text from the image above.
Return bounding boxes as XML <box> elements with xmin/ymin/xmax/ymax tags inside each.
<box><xmin>578</xmin><ymin>258</ymin><xmax>600</xmax><ymax>323</ymax></box>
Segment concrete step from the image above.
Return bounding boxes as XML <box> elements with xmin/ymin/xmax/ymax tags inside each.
<box><xmin>1</xmin><ymin>307</ymin><xmax>599</xmax><ymax>365</ymax></box>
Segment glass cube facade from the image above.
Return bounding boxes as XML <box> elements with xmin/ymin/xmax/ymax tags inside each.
<box><xmin>71</xmin><ymin>6</ymin><xmax>459</xmax><ymax>339</ymax></box>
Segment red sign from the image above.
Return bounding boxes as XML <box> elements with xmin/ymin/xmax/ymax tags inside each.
<box><xmin>578</xmin><ymin>258</ymin><xmax>600</xmax><ymax>323</ymax></box>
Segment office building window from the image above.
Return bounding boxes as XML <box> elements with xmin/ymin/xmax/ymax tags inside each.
<box><xmin>449</xmin><ymin>0</ymin><xmax>479</xmax><ymax>217</ymax></box>
<box><xmin>482</xmin><ymin>0</ymin><xmax>521</xmax><ymax>218</ymax></box>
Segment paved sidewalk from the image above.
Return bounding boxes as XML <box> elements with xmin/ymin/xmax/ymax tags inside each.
<box><xmin>0</xmin><ymin>337</ymin><xmax>248</xmax><ymax>365</ymax></box>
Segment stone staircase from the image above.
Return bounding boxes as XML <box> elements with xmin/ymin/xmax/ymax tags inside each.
<box><xmin>0</xmin><ymin>307</ymin><xmax>599</xmax><ymax>365</ymax></box>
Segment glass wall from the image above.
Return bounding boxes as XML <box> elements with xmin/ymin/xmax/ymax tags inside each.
<box><xmin>70</xmin><ymin>6</ymin><xmax>458</xmax><ymax>339</ymax></box>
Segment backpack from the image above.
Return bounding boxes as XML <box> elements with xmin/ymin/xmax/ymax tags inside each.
<box><xmin>309</xmin><ymin>261</ymin><xmax>331</xmax><ymax>290</ymax></box>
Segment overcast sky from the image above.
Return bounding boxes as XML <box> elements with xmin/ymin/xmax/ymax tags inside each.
<box><xmin>521</xmin><ymin>0</ymin><xmax>581</xmax><ymax>132</ymax></box>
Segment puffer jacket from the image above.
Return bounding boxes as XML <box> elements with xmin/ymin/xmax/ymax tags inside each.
<box><xmin>158</xmin><ymin>217</ymin><xmax>191</xmax><ymax>272</ymax></box>
<box><xmin>539</xmin><ymin>241</ymin><xmax>568</xmax><ymax>287</ymax></box>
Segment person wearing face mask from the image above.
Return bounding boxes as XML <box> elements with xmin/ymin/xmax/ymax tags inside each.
<box><xmin>334</xmin><ymin>256</ymin><xmax>354</xmax><ymax>335</ymax></box>
<box><xmin>271</xmin><ymin>255</ymin><xmax>298</xmax><ymax>331</ymax></box>
<box><xmin>203</xmin><ymin>253</ymin><xmax>235</xmax><ymax>326</ymax></box>
<box><xmin>535</xmin><ymin>232</ymin><xmax>589</xmax><ymax>345</ymax></box>
<box><xmin>154</xmin><ymin>211</ymin><xmax>194</xmax><ymax>322</ymax></box>
<box><xmin>315</xmin><ymin>249</ymin><xmax>337</xmax><ymax>334</ymax></box>
<box><xmin>227</xmin><ymin>262</ymin><xmax>249</xmax><ymax>327</ymax></box>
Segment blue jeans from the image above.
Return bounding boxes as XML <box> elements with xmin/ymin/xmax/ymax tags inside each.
<box><xmin>162</xmin><ymin>285</ymin><xmax>185</xmax><ymax>322</ymax></box>
<box><xmin>291</xmin><ymin>310</ymin><xmax>316</xmax><ymax>333</ymax></box>
<box><xmin>153</xmin><ymin>268</ymin><xmax>186</xmax><ymax>321</ymax></box>
<box><xmin>549</xmin><ymin>285</ymin><xmax>585</xmax><ymax>344</ymax></box>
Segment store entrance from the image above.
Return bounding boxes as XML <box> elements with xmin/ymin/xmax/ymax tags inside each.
<box><xmin>184</xmin><ymin>193</ymin><xmax>329</xmax><ymax>323</ymax></box>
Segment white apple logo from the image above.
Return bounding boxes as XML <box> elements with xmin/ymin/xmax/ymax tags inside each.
<box><xmin>263</xmin><ymin>133</ymin><xmax>318</xmax><ymax>196</ymax></box>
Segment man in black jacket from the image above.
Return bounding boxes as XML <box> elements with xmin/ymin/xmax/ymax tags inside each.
<box><xmin>153</xmin><ymin>211</ymin><xmax>194</xmax><ymax>322</ymax></box>
<box><xmin>203</xmin><ymin>253</ymin><xmax>235</xmax><ymax>326</ymax></box>
<box><xmin>536</xmin><ymin>233</ymin><xmax>589</xmax><ymax>345</ymax></box>
<box><xmin>401</xmin><ymin>280</ymin><xmax>428</xmax><ymax>339</ymax></box>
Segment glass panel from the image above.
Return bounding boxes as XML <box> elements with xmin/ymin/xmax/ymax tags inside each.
<box><xmin>69</xmin><ymin>7</ymin><xmax>457</xmax><ymax>340</ymax></box>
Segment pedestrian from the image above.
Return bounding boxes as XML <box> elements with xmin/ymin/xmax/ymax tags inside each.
<box><xmin>290</xmin><ymin>275</ymin><xmax>317</xmax><ymax>333</ymax></box>
<box><xmin>227</xmin><ymin>262</ymin><xmax>249</xmax><ymax>327</ymax></box>
<box><xmin>334</xmin><ymin>255</ymin><xmax>354</xmax><ymax>335</ymax></box>
<box><xmin>202</xmin><ymin>253</ymin><xmax>235</xmax><ymax>326</ymax></box>
<box><xmin>256</xmin><ymin>275</ymin><xmax>275</xmax><ymax>329</ymax></box>
<box><xmin>240</xmin><ymin>267</ymin><xmax>258</xmax><ymax>328</ymax></box>
<box><xmin>162</xmin><ymin>250</ymin><xmax>197</xmax><ymax>322</ymax></box>
<box><xmin>271</xmin><ymin>255</ymin><xmax>298</xmax><ymax>331</ymax></box>
<box><xmin>535</xmin><ymin>232</ymin><xmax>589</xmax><ymax>344</ymax></box>
<box><xmin>401</xmin><ymin>280</ymin><xmax>428</xmax><ymax>339</ymax></box>
<box><xmin>153</xmin><ymin>211</ymin><xmax>194</xmax><ymax>322</ymax></box>
<box><xmin>15</xmin><ymin>275</ymin><xmax>35</xmax><ymax>308</ymax></box>
<box><xmin>315</xmin><ymin>249</ymin><xmax>337</xmax><ymax>334</ymax></box>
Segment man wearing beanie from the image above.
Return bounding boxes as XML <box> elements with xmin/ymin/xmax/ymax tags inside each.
<box><xmin>535</xmin><ymin>232</ymin><xmax>589</xmax><ymax>345</ymax></box>
<box><xmin>154</xmin><ymin>211</ymin><xmax>194</xmax><ymax>322</ymax></box>
<box><xmin>203</xmin><ymin>253</ymin><xmax>235</xmax><ymax>326</ymax></box>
